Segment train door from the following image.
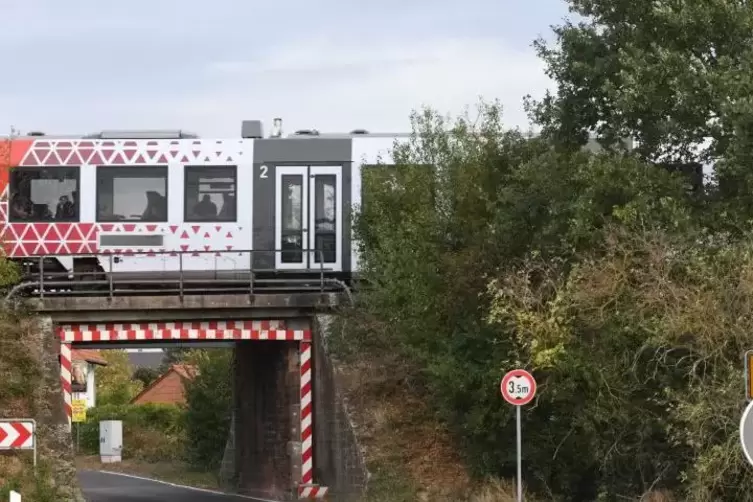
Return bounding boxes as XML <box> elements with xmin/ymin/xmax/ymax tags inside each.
<box><xmin>275</xmin><ymin>165</ymin><xmax>342</xmax><ymax>272</ymax></box>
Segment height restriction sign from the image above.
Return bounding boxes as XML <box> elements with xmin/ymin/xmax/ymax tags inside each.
<box><xmin>501</xmin><ymin>369</ymin><xmax>537</xmax><ymax>406</ymax></box>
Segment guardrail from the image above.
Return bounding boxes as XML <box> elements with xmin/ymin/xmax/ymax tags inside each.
<box><xmin>5</xmin><ymin>248</ymin><xmax>351</xmax><ymax>300</ymax></box>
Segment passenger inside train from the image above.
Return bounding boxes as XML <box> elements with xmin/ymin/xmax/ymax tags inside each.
<box><xmin>9</xmin><ymin>167</ymin><xmax>79</xmax><ymax>222</ymax></box>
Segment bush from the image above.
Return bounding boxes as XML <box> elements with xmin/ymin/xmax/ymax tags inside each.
<box><xmin>95</xmin><ymin>350</ymin><xmax>143</xmax><ymax>406</ymax></box>
<box><xmin>77</xmin><ymin>403</ymin><xmax>185</xmax><ymax>462</ymax></box>
<box><xmin>182</xmin><ymin>349</ymin><xmax>233</xmax><ymax>470</ymax></box>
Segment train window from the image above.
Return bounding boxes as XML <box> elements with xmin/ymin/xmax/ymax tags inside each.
<box><xmin>9</xmin><ymin>166</ymin><xmax>80</xmax><ymax>222</ymax></box>
<box><xmin>184</xmin><ymin>166</ymin><xmax>237</xmax><ymax>222</ymax></box>
<box><xmin>96</xmin><ymin>166</ymin><xmax>168</xmax><ymax>222</ymax></box>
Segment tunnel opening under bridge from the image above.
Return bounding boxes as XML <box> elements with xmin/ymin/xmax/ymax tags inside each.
<box><xmin>57</xmin><ymin>320</ymin><xmax>327</xmax><ymax>500</ymax></box>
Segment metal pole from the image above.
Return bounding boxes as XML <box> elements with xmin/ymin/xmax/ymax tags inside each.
<box><xmin>516</xmin><ymin>405</ymin><xmax>522</xmax><ymax>502</ymax></box>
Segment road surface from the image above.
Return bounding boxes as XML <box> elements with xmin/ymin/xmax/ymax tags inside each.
<box><xmin>78</xmin><ymin>470</ymin><xmax>273</xmax><ymax>501</ymax></box>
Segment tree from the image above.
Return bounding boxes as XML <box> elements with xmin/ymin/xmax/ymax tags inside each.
<box><xmin>132</xmin><ymin>367</ymin><xmax>160</xmax><ymax>388</ymax></box>
<box><xmin>486</xmin><ymin>226</ymin><xmax>753</xmax><ymax>501</ymax></box>
<box><xmin>528</xmin><ymin>0</ymin><xmax>753</xmax><ymax>161</ymax></box>
<box><xmin>96</xmin><ymin>350</ymin><xmax>143</xmax><ymax>406</ymax></box>
<box><xmin>182</xmin><ymin>349</ymin><xmax>233</xmax><ymax>470</ymax></box>
<box><xmin>526</xmin><ymin>0</ymin><xmax>753</xmax><ymax>228</ymax></box>
<box><xmin>344</xmin><ymin>102</ymin><xmax>697</xmax><ymax>500</ymax></box>
<box><xmin>159</xmin><ymin>348</ymin><xmax>189</xmax><ymax>373</ymax></box>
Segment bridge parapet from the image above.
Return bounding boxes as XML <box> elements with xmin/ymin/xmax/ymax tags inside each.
<box><xmin>29</xmin><ymin>292</ymin><xmax>346</xmax><ymax>324</ymax></box>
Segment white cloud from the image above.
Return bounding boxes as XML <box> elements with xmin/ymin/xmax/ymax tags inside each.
<box><xmin>0</xmin><ymin>35</ymin><xmax>553</xmax><ymax>138</ymax></box>
<box><xmin>169</xmin><ymin>36</ymin><xmax>553</xmax><ymax>135</ymax></box>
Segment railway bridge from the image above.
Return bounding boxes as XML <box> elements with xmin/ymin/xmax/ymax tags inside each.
<box><xmin>10</xmin><ymin>249</ymin><xmax>365</xmax><ymax>501</ymax></box>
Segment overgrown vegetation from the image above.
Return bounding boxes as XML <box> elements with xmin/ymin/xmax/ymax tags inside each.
<box><xmin>181</xmin><ymin>349</ymin><xmax>233</xmax><ymax>470</ymax></box>
<box><xmin>78</xmin><ymin>403</ymin><xmax>185</xmax><ymax>462</ymax></box>
<box><xmin>337</xmin><ymin>32</ymin><xmax>753</xmax><ymax>498</ymax></box>
<box><xmin>0</xmin><ymin>304</ymin><xmax>84</xmax><ymax>501</ymax></box>
<box><xmin>80</xmin><ymin>348</ymin><xmax>232</xmax><ymax>474</ymax></box>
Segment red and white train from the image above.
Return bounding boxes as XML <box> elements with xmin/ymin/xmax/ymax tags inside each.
<box><xmin>0</xmin><ymin>120</ymin><xmax>404</xmax><ymax>292</ymax></box>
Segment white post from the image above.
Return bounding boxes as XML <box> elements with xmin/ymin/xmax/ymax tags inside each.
<box><xmin>9</xmin><ymin>490</ymin><xmax>21</xmax><ymax>502</ymax></box>
<box><xmin>516</xmin><ymin>405</ymin><xmax>523</xmax><ymax>502</ymax></box>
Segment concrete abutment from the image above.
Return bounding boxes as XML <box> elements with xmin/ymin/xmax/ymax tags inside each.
<box><xmin>233</xmin><ymin>341</ymin><xmax>300</xmax><ymax>498</ymax></box>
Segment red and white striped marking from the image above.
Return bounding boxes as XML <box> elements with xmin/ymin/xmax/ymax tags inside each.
<box><xmin>300</xmin><ymin>342</ymin><xmax>314</xmax><ymax>486</ymax></box>
<box><xmin>0</xmin><ymin>421</ymin><xmax>34</xmax><ymax>449</ymax></box>
<box><xmin>57</xmin><ymin>320</ymin><xmax>311</xmax><ymax>343</ymax></box>
<box><xmin>299</xmin><ymin>484</ymin><xmax>329</xmax><ymax>499</ymax></box>
<box><xmin>60</xmin><ymin>343</ymin><xmax>72</xmax><ymax>422</ymax></box>
<box><xmin>59</xmin><ymin>319</ymin><xmax>313</xmax><ymax>427</ymax></box>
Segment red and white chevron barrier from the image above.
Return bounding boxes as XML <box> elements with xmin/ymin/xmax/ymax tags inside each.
<box><xmin>0</xmin><ymin>421</ymin><xmax>34</xmax><ymax>449</ymax></box>
<box><xmin>299</xmin><ymin>484</ymin><xmax>329</xmax><ymax>499</ymax></box>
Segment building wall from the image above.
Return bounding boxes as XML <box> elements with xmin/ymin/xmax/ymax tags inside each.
<box><xmin>72</xmin><ymin>362</ymin><xmax>97</xmax><ymax>409</ymax></box>
<box><xmin>133</xmin><ymin>372</ymin><xmax>186</xmax><ymax>405</ymax></box>
<box><xmin>87</xmin><ymin>363</ymin><xmax>96</xmax><ymax>408</ymax></box>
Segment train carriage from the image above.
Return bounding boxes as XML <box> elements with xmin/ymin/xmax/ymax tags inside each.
<box><xmin>0</xmin><ymin>120</ymin><xmax>402</xmax><ymax>294</ymax></box>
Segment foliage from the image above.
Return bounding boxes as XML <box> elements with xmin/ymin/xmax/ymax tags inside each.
<box><xmin>160</xmin><ymin>347</ymin><xmax>189</xmax><ymax>373</ymax></box>
<box><xmin>0</xmin><ymin>457</ymin><xmax>68</xmax><ymax>502</ymax></box>
<box><xmin>78</xmin><ymin>403</ymin><xmax>185</xmax><ymax>462</ymax></box>
<box><xmin>182</xmin><ymin>349</ymin><xmax>233</xmax><ymax>470</ymax></box>
<box><xmin>95</xmin><ymin>350</ymin><xmax>143</xmax><ymax>406</ymax></box>
<box><xmin>341</xmin><ymin>101</ymin><xmax>753</xmax><ymax>500</ymax></box>
<box><xmin>132</xmin><ymin>366</ymin><xmax>160</xmax><ymax>387</ymax></box>
<box><xmin>526</xmin><ymin>0</ymin><xmax>753</xmax><ymax>163</ymax></box>
<box><xmin>524</xmin><ymin>0</ymin><xmax>753</xmax><ymax>230</ymax></box>
<box><xmin>486</xmin><ymin>227</ymin><xmax>753</xmax><ymax>501</ymax></box>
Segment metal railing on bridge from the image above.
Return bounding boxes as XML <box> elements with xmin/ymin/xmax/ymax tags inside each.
<box><xmin>6</xmin><ymin>248</ymin><xmax>351</xmax><ymax>300</ymax></box>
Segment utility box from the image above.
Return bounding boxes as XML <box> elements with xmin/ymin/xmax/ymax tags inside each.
<box><xmin>99</xmin><ymin>420</ymin><xmax>122</xmax><ymax>463</ymax></box>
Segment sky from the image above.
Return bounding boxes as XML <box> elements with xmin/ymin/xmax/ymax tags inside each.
<box><xmin>0</xmin><ymin>0</ymin><xmax>571</xmax><ymax>137</ymax></box>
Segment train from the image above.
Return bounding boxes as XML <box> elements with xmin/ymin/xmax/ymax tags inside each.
<box><xmin>0</xmin><ymin>119</ymin><xmax>406</xmax><ymax>294</ymax></box>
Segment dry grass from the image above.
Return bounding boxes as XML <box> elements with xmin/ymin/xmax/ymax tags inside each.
<box><xmin>339</xmin><ymin>359</ymin><xmax>526</xmax><ymax>501</ymax></box>
<box><xmin>336</xmin><ymin>352</ymin><xmax>678</xmax><ymax>502</ymax></box>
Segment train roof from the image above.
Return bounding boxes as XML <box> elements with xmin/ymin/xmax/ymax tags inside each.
<box><xmin>0</xmin><ymin>119</ymin><xmax>413</xmax><ymax>141</ymax></box>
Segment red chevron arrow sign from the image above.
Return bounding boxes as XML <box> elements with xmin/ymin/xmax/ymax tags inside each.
<box><xmin>0</xmin><ymin>420</ymin><xmax>34</xmax><ymax>449</ymax></box>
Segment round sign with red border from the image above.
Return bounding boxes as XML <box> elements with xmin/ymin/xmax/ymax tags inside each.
<box><xmin>500</xmin><ymin>369</ymin><xmax>537</xmax><ymax>406</ymax></box>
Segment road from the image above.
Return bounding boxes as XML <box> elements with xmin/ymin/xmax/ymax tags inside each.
<box><xmin>78</xmin><ymin>470</ymin><xmax>274</xmax><ymax>502</ymax></box>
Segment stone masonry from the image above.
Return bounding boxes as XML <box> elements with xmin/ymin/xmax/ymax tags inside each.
<box><xmin>234</xmin><ymin>341</ymin><xmax>300</xmax><ymax>499</ymax></box>
<box><xmin>312</xmin><ymin>315</ymin><xmax>368</xmax><ymax>502</ymax></box>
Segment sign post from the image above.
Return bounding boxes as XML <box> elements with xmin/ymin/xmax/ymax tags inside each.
<box><xmin>72</xmin><ymin>399</ymin><xmax>87</xmax><ymax>454</ymax></box>
<box><xmin>745</xmin><ymin>351</ymin><xmax>753</xmax><ymax>402</ymax></box>
<box><xmin>0</xmin><ymin>419</ymin><xmax>36</xmax><ymax>472</ymax></box>
<box><xmin>501</xmin><ymin>369</ymin><xmax>537</xmax><ymax>502</ymax></box>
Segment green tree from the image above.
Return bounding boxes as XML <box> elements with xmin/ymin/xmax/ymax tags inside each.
<box><xmin>96</xmin><ymin>350</ymin><xmax>143</xmax><ymax>406</ymax></box>
<box><xmin>527</xmin><ymin>0</ymin><xmax>753</xmax><ymax>162</ymax></box>
<box><xmin>486</xmin><ymin>225</ymin><xmax>753</xmax><ymax>501</ymax></box>
<box><xmin>526</xmin><ymin>0</ymin><xmax>753</xmax><ymax>227</ymax></box>
<box><xmin>159</xmin><ymin>347</ymin><xmax>189</xmax><ymax>373</ymax></box>
<box><xmin>343</xmin><ymin>102</ymin><xmax>695</xmax><ymax>500</ymax></box>
<box><xmin>132</xmin><ymin>367</ymin><xmax>160</xmax><ymax>388</ymax></box>
<box><xmin>182</xmin><ymin>349</ymin><xmax>233</xmax><ymax>470</ymax></box>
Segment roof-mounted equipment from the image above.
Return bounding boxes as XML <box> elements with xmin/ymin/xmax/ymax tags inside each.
<box><xmin>83</xmin><ymin>130</ymin><xmax>199</xmax><ymax>140</ymax></box>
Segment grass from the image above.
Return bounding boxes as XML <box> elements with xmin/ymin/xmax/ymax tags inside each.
<box><xmin>336</xmin><ymin>358</ymin><xmax>536</xmax><ymax>502</ymax></box>
<box><xmin>75</xmin><ymin>455</ymin><xmax>221</xmax><ymax>490</ymax></box>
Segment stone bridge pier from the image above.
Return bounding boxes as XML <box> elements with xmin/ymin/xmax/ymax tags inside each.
<box><xmin>35</xmin><ymin>293</ymin><xmax>356</xmax><ymax>500</ymax></box>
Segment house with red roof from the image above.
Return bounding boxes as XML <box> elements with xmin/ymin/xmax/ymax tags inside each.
<box><xmin>130</xmin><ymin>364</ymin><xmax>197</xmax><ymax>406</ymax></box>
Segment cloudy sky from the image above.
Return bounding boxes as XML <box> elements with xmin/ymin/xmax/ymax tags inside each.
<box><xmin>0</xmin><ymin>0</ymin><xmax>570</xmax><ymax>137</ymax></box>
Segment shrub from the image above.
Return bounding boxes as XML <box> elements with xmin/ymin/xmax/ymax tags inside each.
<box><xmin>182</xmin><ymin>349</ymin><xmax>233</xmax><ymax>470</ymax></box>
<box><xmin>77</xmin><ymin>403</ymin><xmax>185</xmax><ymax>462</ymax></box>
